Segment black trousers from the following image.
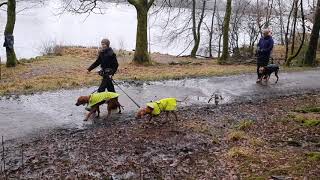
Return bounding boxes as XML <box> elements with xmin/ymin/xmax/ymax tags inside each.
<box><xmin>98</xmin><ymin>76</ymin><xmax>115</xmax><ymax>92</ymax></box>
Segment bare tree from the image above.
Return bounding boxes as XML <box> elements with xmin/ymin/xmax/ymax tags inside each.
<box><xmin>219</xmin><ymin>0</ymin><xmax>232</xmax><ymax>63</ymax></box>
<box><xmin>203</xmin><ymin>0</ymin><xmax>217</xmax><ymax>58</ymax></box>
<box><xmin>290</xmin><ymin>0</ymin><xmax>299</xmax><ymax>55</ymax></box>
<box><xmin>190</xmin><ymin>0</ymin><xmax>206</xmax><ymax>58</ymax></box>
<box><xmin>230</xmin><ymin>0</ymin><xmax>250</xmax><ymax>57</ymax></box>
<box><xmin>3</xmin><ymin>0</ymin><xmax>18</xmax><ymax>67</ymax></box>
<box><xmin>64</xmin><ymin>0</ymin><xmax>155</xmax><ymax>64</ymax></box>
<box><xmin>276</xmin><ymin>0</ymin><xmax>285</xmax><ymax>45</ymax></box>
<box><xmin>245</xmin><ymin>8</ymin><xmax>260</xmax><ymax>57</ymax></box>
<box><xmin>214</xmin><ymin>6</ymin><xmax>224</xmax><ymax>58</ymax></box>
<box><xmin>285</xmin><ymin>0</ymin><xmax>306</xmax><ymax>66</ymax></box>
<box><xmin>304</xmin><ymin>0</ymin><xmax>320</xmax><ymax>66</ymax></box>
<box><xmin>155</xmin><ymin>0</ymin><xmax>215</xmax><ymax>58</ymax></box>
<box><xmin>264</xmin><ymin>0</ymin><xmax>274</xmax><ymax>28</ymax></box>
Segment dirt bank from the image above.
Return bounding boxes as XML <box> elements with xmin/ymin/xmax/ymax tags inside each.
<box><xmin>1</xmin><ymin>92</ymin><xmax>319</xmax><ymax>179</ymax></box>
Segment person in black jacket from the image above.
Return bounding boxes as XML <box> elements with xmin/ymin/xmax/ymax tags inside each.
<box><xmin>87</xmin><ymin>39</ymin><xmax>119</xmax><ymax>92</ymax></box>
<box><xmin>256</xmin><ymin>29</ymin><xmax>274</xmax><ymax>83</ymax></box>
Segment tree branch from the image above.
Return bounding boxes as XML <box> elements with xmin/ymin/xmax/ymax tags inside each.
<box><xmin>0</xmin><ymin>2</ymin><xmax>7</xmax><ymax>7</ymax></box>
<box><xmin>147</xmin><ymin>0</ymin><xmax>155</xmax><ymax>9</ymax></box>
<box><xmin>128</xmin><ymin>0</ymin><xmax>138</xmax><ymax>7</ymax></box>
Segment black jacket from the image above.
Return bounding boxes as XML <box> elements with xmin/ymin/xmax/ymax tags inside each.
<box><xmin>87</xmin><ymin>48</ymin><xmax>119</xmax><ymax>75</ymax></box>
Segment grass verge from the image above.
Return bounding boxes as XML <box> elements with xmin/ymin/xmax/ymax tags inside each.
<box><xmin>0</xmin><ymin>47</ymin><xmax>316</xmax><ymax>96</ymax></box>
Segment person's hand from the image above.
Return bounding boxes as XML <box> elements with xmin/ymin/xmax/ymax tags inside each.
<box><xmin>86</xmin><ymin>70</ymin><xmax>91</xmax><ymax>74</ymax></box>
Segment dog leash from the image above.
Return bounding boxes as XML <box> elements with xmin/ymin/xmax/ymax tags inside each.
<box><xmin>91</xmin><ymin>71</ymin><xmax>141</xmax><ymax>108</ymax></box>
<box><xmin>112</xmin><ymin>79</ymin><xmax>141</xmax><ymax>108</ymax></box>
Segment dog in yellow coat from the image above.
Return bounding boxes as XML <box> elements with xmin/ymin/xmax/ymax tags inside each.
<box><xmin>135</xmin><ymin>98</ymin><xmax>178</xmax><ymax>121</ymax></box>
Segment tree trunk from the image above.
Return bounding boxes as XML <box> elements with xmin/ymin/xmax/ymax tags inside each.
<box><xmin>304</xmin><ymin>0</ymin><xmax>320</xmax><ymax>66</ymax></box>
<box><xmin>278</xmin><ymin>0</ymin><xmax>285</xmax><ymax>45</ymax></box>
<box><xmin>190</xmin><ymin>0</ymin><xmax>197</xmax><ymax>58</ymax></box>
<box><xmin>291</xmin><ymin>0</ymin><xmax>299</xmax><ymax>55</ymax></box>
<box><xmin>208</xmin><ymin>0</ymin><xmax>217</xmax><ymax>58</ymax></box>
<box><xmin>191</xmin><ymin>0</ymin><xmax>206</xmax><ymax>58</ymax></box>
<box><xmin>219</xmin><ymin>0</ymin><xmax>232</xmax><ymax>63</ymax></box>
<box><xmin>128</xmin><ymin>0</ymin><xmax>155</xmax><ymax>64</ymax></box>
<box><xmin>285</xmin><ymin>1</ymin><xmax>295</xmax><ymax>61</ymax></box>
<box><xmin>5</xmin><ymin>0</ymin><xmax>17</xmax><ymax>67</ymax></box>
<box><xmin>218</xmin><ymin>34</ymin><xmax>222</xmax><ymax>58</ymax></box>
<box><xmin>133</xmin><ymin>7</ymin><xmax>150</xmax><ymax>64</ymax></box>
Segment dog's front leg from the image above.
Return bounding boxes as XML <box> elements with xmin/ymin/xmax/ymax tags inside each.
<box><xmin>96</xmin><ymin>106</ymin><xmax>100</xmax><ymax>118</ymax></box>
<box><xmin>275</xmin><ymin>71</ymin><xmax>279</xmax><ymax>83</ymax></box>
<box><xmin>105</xmin><ymin>110</ymin><xmax>111</xmax><ymax>121</ymax></box>
<box><xmin>118</xmin><ymin>103</ymin><xmax>122</xmax><ymax>114</ymax></box>
<box><xmin>84</xmin><ymin>108</ymin><xmax>96</xmax><ymax>121</ymax></box>
<box><xmin>172</xmin><ymin>111</ymin><xmax>178</xmax><ymax>121</ymax></box>
<box><xmin>165</xmin><ymin>111</ymin><xmax>169</xmax><ymax>121</ymax></box>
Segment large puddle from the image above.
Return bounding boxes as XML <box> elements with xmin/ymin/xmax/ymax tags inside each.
<box><xmin>1</xmin><ymin>70</ymin><xmax>320</xmax><ymax>140</ymax></box>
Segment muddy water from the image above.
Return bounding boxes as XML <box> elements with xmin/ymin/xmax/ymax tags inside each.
<box><xmin>1</xmin><ymin>70</ymin><xmax>320</xmax><ymax>140</ymax></box>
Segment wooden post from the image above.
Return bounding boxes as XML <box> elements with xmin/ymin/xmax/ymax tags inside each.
<box><xmin>21</xmin><ymin>144</ymin><xmax>24</xmax><ymax>169</ymax></box>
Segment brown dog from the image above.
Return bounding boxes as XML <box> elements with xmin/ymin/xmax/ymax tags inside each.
<box><xmin>75</xmin><ymin>92</ymin><xmax>122</xmax><ymax>121</ymax></box>
<box><xmin>135</xmin><ymin>98</ymin><xmax>178</xmax><ymax>121</ymax></box>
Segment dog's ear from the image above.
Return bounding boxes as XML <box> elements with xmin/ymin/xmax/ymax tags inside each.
<box><xmin>135</xmin><ymin>108</ymin><xmax>147</xmax><ymax>119</ymax></box>
<box><xmin>135</xmin><ymin>110</ymin><xmax>142</xmax><ymax>119</ymax></box>
<box><xmin>145</xmin><ymin>107</ymin><xmax>153</xmax><ymax>114</ymax></box>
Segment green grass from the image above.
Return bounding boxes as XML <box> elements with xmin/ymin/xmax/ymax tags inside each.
<box><xmin>235</xmin><ymin>120</ymin><xmax>254</xmax><ymax>131</ymax></box>
<box><xmin>293</xmin><ymin>115</ymin><xmax>320</xmax><ymax>127</ymax></box>
<box><xmin>227</xmin><ymin>130</ymin><xmax>246</xmax><ymax>142</ymax></box>
<box><xmin>294</xmin><ymin>106</ymin><xmax>320</xmax><ymax>113</ymax></box>
<box><xmin>306</xmin><ymin>152</ymin><xmax>320</xmax><ymax>161</ymax></box>
<box><xmin>303</xmin><ymin>119</ymin><xmax>320</xmax><ymax>126</ymax></box>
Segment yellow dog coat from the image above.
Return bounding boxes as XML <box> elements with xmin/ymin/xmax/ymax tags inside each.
<box><xmin>88</xmin><ymin>92</ymin><xmax>120</xmax><ymax>108</ymax></box>
<box><xmin>146</xmin><ymin>98</ymin><xmax>177</xmax><ymax>116</ymax></box>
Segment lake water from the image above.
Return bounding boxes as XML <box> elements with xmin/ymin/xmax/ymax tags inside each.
<box><xmin>0</xmin><ymin>0</ymin><xmax>300</xmax><ymax>61</ymax></box>
<box><xmin>0</xmin><ymin>1</ymin><xmax>190</xmax><ymax>61</ymax></box>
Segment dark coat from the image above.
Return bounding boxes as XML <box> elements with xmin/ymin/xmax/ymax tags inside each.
<box><xmin>257</xmin><ymin>35</ymin><xmax>274</xmax><ymax>65</ymax></box>
<box><xmin>87</xmin><ymin>48</ymin><xmax>119</xmax><ymax>75</ymax></box>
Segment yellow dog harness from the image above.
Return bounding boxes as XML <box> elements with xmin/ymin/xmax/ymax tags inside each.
<box><xmin>146</xmin><ymin>98</ymin><xmax>177</xmax><ymax>116</ymax></box>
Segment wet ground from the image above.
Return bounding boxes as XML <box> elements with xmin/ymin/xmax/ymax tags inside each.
<box><xmin>2</xmin><ymin>92</ymin><xmax>320</xmax><ymax>179</ymax></box>
<box><xmin>1</xmin><ymin>69</ymin><xmax>320</xmax><ymax>140</ymax></box>
<box><xmin>0</xmin><ymin>70</ymin><xmax>320</xmax><ymax>179</ymax></box>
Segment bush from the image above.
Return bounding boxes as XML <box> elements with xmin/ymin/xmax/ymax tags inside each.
<box><xmin>40</xmin><ymin>40</ymin><xmax>63</xmax><ymax>56</ymax></box>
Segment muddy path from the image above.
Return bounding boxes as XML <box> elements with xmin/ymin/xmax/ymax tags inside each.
<box><xmin>2</xmin><ymin>92</ymin><xmax>320</xmax><ymax>179</ymax></box>
<box><xmin>0</xmin><ymin>69</ymin><xmax>320</xmax><ymax>140</ymax></box>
